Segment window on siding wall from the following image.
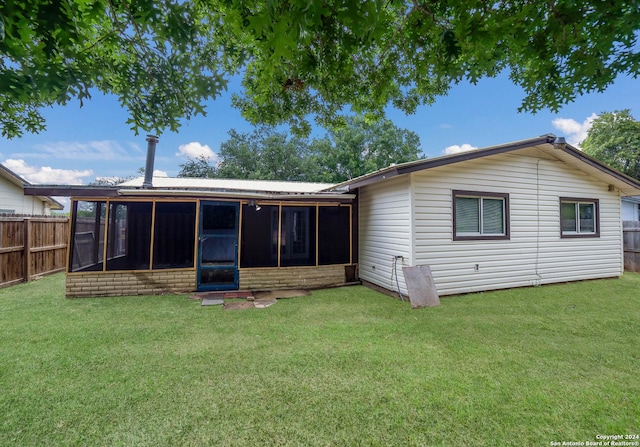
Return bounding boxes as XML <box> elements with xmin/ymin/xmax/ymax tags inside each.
<box><xmin>560</xmin><ymin>198</ymin><xmax>599</xmax><ymax>238</ymax></box>
<box><xmin>453</xmin><ymin>190</ymin><xmax>509</xmax><ymax>240</ymax></box>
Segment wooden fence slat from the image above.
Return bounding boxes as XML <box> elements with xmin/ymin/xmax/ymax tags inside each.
<box><xmin>623</xmin><ymin>221</ymin><xmax>640</xmax><ymax>273</ymax></box>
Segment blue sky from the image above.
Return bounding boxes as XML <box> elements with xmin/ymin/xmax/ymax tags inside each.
<box><xmin>1</xmin><ymin>71</ymin><xmax>638</xmax><ymax>201</ymax></box>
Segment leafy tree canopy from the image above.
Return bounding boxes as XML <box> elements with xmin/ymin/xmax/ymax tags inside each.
<box><xmin>178</xmin><ymin>127</ymin><xmax>316</xmax><ymax>181</ymax></box>
<box><xmin>310</xmin><ymin>115</ymin><xmax>423</xmax><ymax>182</ymax></box>
<box><xmin>213</xmin><ymin>128</ymin><xmax>314</xmax><ymax>181</ymax></box>
<box><xmin>582</xmin><ymin>110</ymin><xmax>640</xmax><ymax>181</ymax></box>
<box><xmin>177</xmin><ymin>155</ymin><xmax>218</xmax><ymax>179</ymax></box>
<box><xmin>2</xmin><ymin>1</ymin><xmax>639</xmax><ymax>138</ymax></box>
<box><xmin>177</xmin><ymin>116</ymin><xmax>422</xmax><ymax>182</ymax></box>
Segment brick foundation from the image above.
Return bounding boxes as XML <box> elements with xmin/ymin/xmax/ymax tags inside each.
<box><xmin>66</xmin><ymin>264</ymin><xmax>358</xmax><ymax>297</ymax></box>
<box><xmin>239</xmin><ymin>264</ymin><xmax>355</xmax><ymax>290</ymax></box>
<box><xmin>66</xmin><ymin>270</ymin><xmax>196</xmax><ymax>298</ymax></box>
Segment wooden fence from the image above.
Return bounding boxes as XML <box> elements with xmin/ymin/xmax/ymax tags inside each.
<box><xmin>0</xmin><ymin>215</ymin><xmax>69</xmax><ymax>288</ymax></box>
<box><xmin>623</xmin><ymin>221</ymin><xmax>640</xmax><ymax>273</ymax></box>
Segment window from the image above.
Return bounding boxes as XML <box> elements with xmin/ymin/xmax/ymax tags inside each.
<box><xmin>240</xmin><ymin>204</ymin><xmax>279</xmax><ymax>268</ymax></box>
<box><xmin>453</xmin><ymin>190</ymin><xmax>509</xmax><ymax>240</ymax></box>
<box><xmin>69</xmin><ymin>200</ymin><xmax>106</xmax><ymax>272</ymax></box>
<box><xmin>318</xmin><ymin>205</ymin><xmax>351</xmax><ymax>265</ymax></box>
<box><xmin>106</xmin><ymin>202</ymin><xmax>152</xmax><ymax>270</ymax></box>
<box><xmin>276</xmin><ymin>206</ymin><xmax>316</xmax><ymax>267</ymax></box>
<box><xmin>560</xmin><ymin>198</ymin><xmax>599</xmax><ymax>238</ymax></box>
<box><xmin>153</xmin><ymin>202</ymin><xmax>196</xmax><ymax>269</ymax></box>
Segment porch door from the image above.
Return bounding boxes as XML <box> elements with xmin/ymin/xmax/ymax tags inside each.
<box><xmin>198</xmin><ymin>201</ymin><xmax>239</xmax><ymax>291</ymax></box>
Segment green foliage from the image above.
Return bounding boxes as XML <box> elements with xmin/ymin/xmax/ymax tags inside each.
<box><xmin>310</xmin><ymin>115</ymin><xmax>423</xmax><ymax>182</ymax></box>
<box><xmin>177</xmin><ymin>155</ymin><xmax>218</xmax><ymax>178</ymax></box>
<box><xmin>216</xmin><ymin>128</ymin><xmax>314</xmax><ymax>181</ymax></box>
<box><xmin>582</xmin><ymin>110</ymin><xmax>640</xmax><ymax>181</ymax></box>
<box><xmin>2</xmin><ymin>1</ymin><xmax>639</xmax><ymax>138</ymax></box>
<box><xmin>0</xmin><ymin>0</ymin><xmax>233</xmax><ymax>138</ymax></box>
<box><xmin>177</xmin><ymin>116</ymin><xmax>422</xmax><ymax>182</ymax></box>
<box><xmin>1</xmin><ymin>273</ymin><xmax>640</xmax><ymax>445</ymax></box>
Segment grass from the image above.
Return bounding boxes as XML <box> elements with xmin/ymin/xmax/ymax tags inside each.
<box><xmin>1</xmin><ymin>274</ymin><xmax>639</xmax><ymax>446</ymax></box>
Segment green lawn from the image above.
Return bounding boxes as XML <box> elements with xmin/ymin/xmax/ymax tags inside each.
<box><xmin>1</xmin><ymin>274</ymin><xmax>639</xmax><ymax>446</ymax></box>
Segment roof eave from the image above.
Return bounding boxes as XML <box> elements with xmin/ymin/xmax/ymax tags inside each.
<box><xmin>559</xmin><ymin>145</ymin><xmax>640</xmax><ymax>195</ymax></box>
<box><xmin>331</xmin><ymin>135</ymin><xmax>554</xmax><ymax>191</ymax></box>
<box><xmin>117</xmin><ymin>188</ymin><xmax>355</xmax><ymax>201</ymax></box>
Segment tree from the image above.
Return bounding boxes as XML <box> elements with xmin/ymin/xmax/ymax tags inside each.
<box><xmin>177</xmin><ymin>116</ymin><xmax>422</xmax><ymax>182</ymax></box>
<box><xmin>582</xmin><ymin>110</ymin><xmax>640</xmax><ymax>181</ymax></box>
<box><xmin>89</xmin><ymin>167</ymin><xmax>144</xmax><ymax>185</ymax></box>
<box><xmin>310</xmin><ymin>115</ymin><xmax>423</xmax><ymax>182</ymax></box>
<box><xmin>3</xmin><ymin>1</ymin><xmax>639</xmax><ymax>139</ymax></box>
<box><xmin>3</xmin><ymin>1</ymin><xmax>638</xmax><ymax>139</ymax></box>
<box><xmin>215</xmin><ymin>128</ymin><xmax>313</xmax><ymax>181</ymax></box>
<box><xmin>177</xmin><ymin>155</ymin><xmax>217</xmax><ymax>178</ymax></box>
<box><xmin>1</xmin><ymin>0</ymin><xmax>233</xmax><ymax>138</ymax></box>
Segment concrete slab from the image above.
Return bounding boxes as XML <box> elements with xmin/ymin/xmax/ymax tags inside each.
<box><xmin>201</xmin><ymin>298</ymin><xmax>224</xmax><ymax>306</ymax></box>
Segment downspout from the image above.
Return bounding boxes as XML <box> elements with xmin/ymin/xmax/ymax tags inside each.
<box><xmin>143</xmin><ymin>135</ymin><xmax>159</xmax><ymax>188</ymax></box>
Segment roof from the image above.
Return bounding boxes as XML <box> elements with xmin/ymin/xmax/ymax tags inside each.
<box><xmin>24</xmin><ymin>177</ymin><xmax>353</xmax><ymax>201</ymax></box>
<box><xmin>119</xmin><ymin>177</ymin><xmax>335</xmax><ymax>194</ymax></box>
<box><xmin>116</xmin><ymin>177</ymin><xmax>352</xmax><ymax>200</ymax></box>
<box><xmin>328</xmin><ymin>135</ymin><xmax>640</xmax><ymax>197</ymax></box>
<box><xmin>0</xmin><ymin>164</ymin><xmax>64</xmax><ymax>210</ymax></box>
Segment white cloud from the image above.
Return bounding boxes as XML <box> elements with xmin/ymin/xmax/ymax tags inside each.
<box><xmin>552</xmin><ymin>113</ymin><xmax>598</xmax><ymax>147</ymax></box>
<box><xmin>153</xmin><ymin>169</ymin><xmax>168</xmax><ymax>177</ymax></box>
<box><xmin>443</xmin><ymin>143</ymin><xmax>478</xmax><ymax>155</ymax></box>
<box><xmin>3</xmin><ymin>159</ymin><xmax>93</xmax><ymax>185</ymax></box>
<box><xmin>440</xmin><ymin>123</ymin><xmax>453</xmax><ymax>129</ymax></box>
<box><xmin>176</xmin><ymin>141</ymin><xmax>217</xmax><ymax>161</ymax></box>
<box><xmin>23</xmin><ymin>140</ymin><xmax>137</xmax><ymax>161</ymax></box>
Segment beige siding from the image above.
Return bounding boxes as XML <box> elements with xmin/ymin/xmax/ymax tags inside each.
<box><xmin>358</xmin><ymin>176</ymin><xmax>413</xmax><ymax>294</ymax></box>
<box><xmin>0</xmin><ymin>179</ymin><xmax>46</xmax><ymax>215</ymax></box>
<box><xmin>410</xmin><ymin>152</ymin><xmax>622</xmax><ymax>296</ymax></box>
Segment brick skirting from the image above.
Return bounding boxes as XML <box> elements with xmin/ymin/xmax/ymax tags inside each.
<box><xmin>66</xmin><ymin>270</ymin><xmax>196</xmax><ymax>298</ymax></box>
<box><xmin>239</xmin><ymin>264</ymin><xmax>355</xmax><ymax>290</ymax></box>
<box><xmin>66</xmin><ymin>264</ymin><xmax>358</xmax><ymax>297</ymax></box>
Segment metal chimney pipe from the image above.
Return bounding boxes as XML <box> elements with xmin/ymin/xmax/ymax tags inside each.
<box><xmin>143</xmin><ymin>135</ymin><xmax>159</xmax><ymax>188</ymax></box>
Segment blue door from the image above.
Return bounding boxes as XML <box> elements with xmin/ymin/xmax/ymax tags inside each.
<box><xmin>197</xmin><ymin>201</ymin><xmax>239</xmax><ymax>291</ymax></box>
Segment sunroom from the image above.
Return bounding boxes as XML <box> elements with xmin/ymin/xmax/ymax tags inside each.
<box><xmin>65</xmin><ymin>177</ymin><xmax>356</xmax><ymax>297</ymax></box>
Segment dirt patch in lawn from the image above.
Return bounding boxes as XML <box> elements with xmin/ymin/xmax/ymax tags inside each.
<box><xmin>254</xmin><ymin>289</ymin><xmax>309</xmax><ymax>300</ymax></box>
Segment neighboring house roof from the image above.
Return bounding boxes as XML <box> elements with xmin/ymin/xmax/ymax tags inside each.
<box><xmin>0</xmin><ymin>164</ymin><xmax>64</xmax><ymax>210</ymax></box>
<box><xmin>328</xmin><ymin>135</ymin><xmax>640</xmax><ymax>197</ymax></box>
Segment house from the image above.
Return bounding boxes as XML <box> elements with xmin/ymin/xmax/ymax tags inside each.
<box><xmin>0</xmin><ymin>164</ymin><xmax>63</xmax><ymax>215</ymax></box>
<box><xmin>25</xmin><ymin>134</ymin><xmax>640</xmax><ymax>298</ymax></box>
<box><xmin>336</xmin><ymin>135</ymin><xmax>640</xmax><ymax>297</ymax></box>
<box><xmin>621</xmin><ymin>196</ymin><xmax>640</xmax><ymax>221</ymax></box>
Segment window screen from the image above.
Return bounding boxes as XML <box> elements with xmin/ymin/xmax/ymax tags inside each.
<box><xmin>153</xmin><ymin>202</ymin><xmax>196</xmax><ymax>269</ymax></box>
<box><xmin>69</xmin><ymin>200</ymin><xmax>106</xmax><ymax>272</ymax></box>
<box><xmin>106</xmin><ymin>202</ymin><xmax>152</xmax><ymax>270</ymax></box>
<box><xmin>318</xmin><ymin>206</ymin><xmax>351</xmax><ymax>265</ymax></box>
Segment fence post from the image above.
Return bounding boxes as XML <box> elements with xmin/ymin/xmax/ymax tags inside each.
<box><xmin>23</xmin><ymin>218</ymin><xmax>31</xmax><ymax>282</ymax></box>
